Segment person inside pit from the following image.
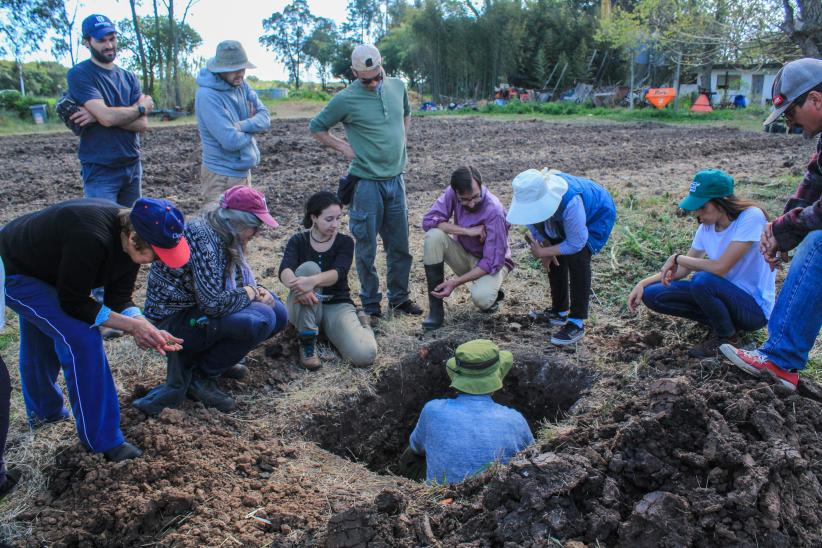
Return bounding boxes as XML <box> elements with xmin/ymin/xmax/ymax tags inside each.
<box><xmin>420</xmin><ymin>165</ymin><xmax>514</xmax><ymax>331</ymax></box>
<box><xmin>720</xmin><ymin>58</ymin><xmax>822</xmax><ymax>392</ymax></box>
<box><xmin>0</xmin><ymin>197</ymin><xmax>190</xmax><ymax>461</ymax></box>
<box><xmin>278</xmin><ymin>191</ymin><xmax>377</xmax><ymax>370</ymax></box>
<box><xmin>506</xmin><ymin>168</ymin><xmax>617</xmax><ymax>346</ymax></box>
<box><xmin>404</xmin><ymin>339</ymin><xmax>534</xmax><ymax>484</ymax></box>
<box><xmin>627</xmin><ymin>169</ymin><xmax>775</xmax><ymax>358</ymax></box>
<box><xmin>134</xmin><ymin>186</ymin><xmax>288</xmax><ymax>416</ymax></box>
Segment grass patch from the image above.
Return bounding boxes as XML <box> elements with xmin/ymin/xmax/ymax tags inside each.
<box><xmin>0</xmin><ymin>109</ymin><xmax>67</xmax><ymax>136</ymax></box>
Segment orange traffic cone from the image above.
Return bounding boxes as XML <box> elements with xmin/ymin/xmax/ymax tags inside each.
<box><xmin>690</xmin><ymin>93</ymin><xmax>713</xmax><ymax>113</ymax></box>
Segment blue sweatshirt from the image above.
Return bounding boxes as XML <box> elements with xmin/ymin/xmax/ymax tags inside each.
<box><xmin>195</xmin><ymin>68</ymin><xmax>270</xmax><ymax>177</ymax></box>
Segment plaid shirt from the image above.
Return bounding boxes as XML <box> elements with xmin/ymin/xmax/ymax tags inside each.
<box><xmin>773</xmin><ymin>135</ymin><xmax>822</xmax><ymax>251</ymax></box>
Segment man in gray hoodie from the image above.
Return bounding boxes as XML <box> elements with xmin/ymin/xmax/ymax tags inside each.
<box><xmin>196</xmin><ymin>41</ymin><xmax>270</xmax><ymax>205</ymax></box>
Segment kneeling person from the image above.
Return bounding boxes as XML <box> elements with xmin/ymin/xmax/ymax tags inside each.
<box><xmin>408</xmin><ymin>339</ymin><xmax>534</xmax><ymax>484</ymax></box>
<box><xmin>279</xmin><ymin>192</ymin><xmax>377</xmax><ymax>370</ymax></box>
<box><xmin>422</xmin><ymin>166</ymin><xmax>514</xmax><ymax>330</ymax></box>
<box><xmin>136</xmin><ymin>186</ymin><xmax>288</xmax><ymax>415</ymax></box>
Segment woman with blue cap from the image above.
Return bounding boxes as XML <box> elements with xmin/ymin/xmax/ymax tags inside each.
<box><xmin>507</xmin><ymin>168</ymin><xmax>616</xmax><ymax>345</ymax></box>
<box><xmin>628</xmin><ymin>169</ymin><xmax>776</xmax><ymax>358</ymax></box>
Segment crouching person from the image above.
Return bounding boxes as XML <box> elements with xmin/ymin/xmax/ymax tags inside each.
<box><xmin>407</xmin><ymin>339</ymin><xmax>533</xmax><ymax>484</ymax></box>
<box><xmin>507</xmin><ymin>169</ymin><xmax>616</xmax><ymax>345</ymax></box>
<box><xmin>421</xmin><ymin>166</ymin><xmax>514</xmax><ymax>330</ymax></box>
<box><xmin>135</xmin><ymin>186</ymin><xmax>287</xmax><ymax>415</ymax></box>
<box><xmin>279</xmin><ymin>192</ymin><xmax>377</xmax><ymax>370</ymax></box>
<box><xmin>0</xmin><ymin>198</ymin><xmax>190</xmax><ymax>461</ymax></box>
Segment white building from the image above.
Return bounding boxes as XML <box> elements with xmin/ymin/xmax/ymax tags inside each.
<box><xmin>697</xmin><ymin>64</ymin><xmax>781</xmax><ymax>106</ymax></box>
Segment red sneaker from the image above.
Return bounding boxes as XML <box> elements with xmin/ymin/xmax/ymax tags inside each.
<box><xmin>720</xmin><ymin>344</ymin><xmax>798</xmax><ymax>392</ymax></box>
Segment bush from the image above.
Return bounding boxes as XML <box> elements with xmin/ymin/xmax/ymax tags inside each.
<box><xmin>0</xmin><ymin>90</ymin><xmax>55</xmax><ymax>119</ymax></box>
<box><xmin>287</xmin><ymin>88</ymin><xmax>331</xmax><ymax>101</ymax></box>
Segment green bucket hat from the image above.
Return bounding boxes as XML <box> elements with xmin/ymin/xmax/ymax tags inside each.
<box><xmin>445</xmin><ymin>339</ymin><xmax>514</xmax><ymax>395</ymax></box>
<box><xmin>678</xmin><ymin>169</ymin><xmax>734</xmax><ymax>211</ymax></box>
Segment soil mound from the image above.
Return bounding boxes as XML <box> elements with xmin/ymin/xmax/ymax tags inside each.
<box><xmin>327</xmin><ymin>371</ymin><xmax>822</xmax><ymax>546</ymax></box>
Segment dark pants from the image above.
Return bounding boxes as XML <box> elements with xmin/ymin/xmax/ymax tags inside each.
<box><xmin>0</xmin><ymin>355</ymin><xmax>9</xmax><ymax>485</ymax></box>
<box><xmin>162</xmin><ymin>301</ymin><xmax>288</xmax><ymax>376</ymax></box>
<box><xmin>642</xmin><ymin>272</ymin><xmax>767</xmax><ymax>337</ymax></box>
<box><xmin>547</xmin><ymin>246</ymin><xmax>592</xmax><ymax>320</ymax></box>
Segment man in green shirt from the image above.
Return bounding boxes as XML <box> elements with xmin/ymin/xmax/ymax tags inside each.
<box><xmin>309</xmin><ymin>44</ymin><xmax>421</xmax><ymax>324</ymax></box>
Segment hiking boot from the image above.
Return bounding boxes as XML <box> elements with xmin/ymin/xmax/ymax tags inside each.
<box><xmin>0</xmin><ymin>467</ymin><xmax>21</xmax><ymax>501</ymax></box>
<box><xmin>720</xmin><ymin>344</ymin><xmax>798</xmax><ymax>392</ymax></box>
<box><xmin>392</xmin><ymin>300</ymin><xmax>423</xmax><ymax>316</ymax></box>
<box><xmin>132</xmin><ymin>384</ymin><xmax>187</xmax><ymax>416</ymax></box>
<box><xmin>298</xmin><ymin>334</ymin><xmax>321</xmax><ymax>370</ymax></box>
<box><xmin>103</xmin><ymin>441</ymin><xmax>143</xmax><ymax>462</ymax></box>
<box><xmin>481</xmin><ymin>290</ymin><xmax>505</xmax><ymax>314</ymax></box>
<box><xmin>551</xmin><ymin>322</ymin><xmax>585</xmax><ymax>346</ymax></box>
<box><xmin>187</xmin><ymin>378</ymin><xmax>237</xmax><ymax>412</ymax></box>
<box><xmin>688</xmin><ymin>334</ymin><xmax>739</xmax><ymax>359</ymax></box>
<box><xmin>422</xmin><ymin>263</ymin><xmax>445</xmax><ymax>330</ymax></box>
<box><xmin>221</xmin><ymin>363</ymin><xmax>249</xmax><ymax>380</ymax></box>
<box><xmin>356</xmin><ymin>309</ymin><xmax>371</xmax><ymax>329</ymax></box>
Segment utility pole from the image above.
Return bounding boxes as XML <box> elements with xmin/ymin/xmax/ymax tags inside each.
<box><xmin>673</xmin><ymin>51</ymin><xmax>682</xmax><ymax>110</ymax></box>
<box><xmin>629</xmin><ymin>51</ymin><xmax>635</xmax><ymax>110</ymax></box>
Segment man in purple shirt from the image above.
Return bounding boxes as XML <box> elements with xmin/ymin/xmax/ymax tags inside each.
<box><xmin>421</xmin><ymin>166</ymin><xmax>514</xmax><ymax>330</ymax></box>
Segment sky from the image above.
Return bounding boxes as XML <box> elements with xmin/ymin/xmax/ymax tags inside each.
<box><xmin>49</xmin><ymin>0</ymin><xmax>351</xmax><ymax>81</ymax></box>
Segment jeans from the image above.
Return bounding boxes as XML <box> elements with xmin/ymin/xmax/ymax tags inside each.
<box><xmin>348</xmin><ymin>175</ymin><xmax>412</xmax><ymax>312</ymax></box>
<box><xmin>642</xmin><ymin>272</ymin><xmax>767</xmax><ymax>337</ymax></box>
<box><xmin>761</xmin><ymin>230</ymin><xmax>822</xmax><ymax>371</ymax></box>
<box><xmin>547</xmin><ymin>246</ymin><xmax>592</xmax><ymax>320</ymax></box>
<box><xmin>160</xmin><ymin>300</ymin><xmax>287</xmax><ymax>377</ymax></box>
<box><xmin>81</xmin><ymin>160</ymin><xmax>142</xmax><ymax>207</ymax></box>
<box><xmin>0</xmin><ymin>355</ymin><xmax>9</xmax><ymax>485</ymax></box>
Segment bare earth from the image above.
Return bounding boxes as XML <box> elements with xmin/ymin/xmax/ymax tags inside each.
<box><xmin>0</xmin><ymin>117</ymin><xmax>821</xmax><ymax>547</ymax></box>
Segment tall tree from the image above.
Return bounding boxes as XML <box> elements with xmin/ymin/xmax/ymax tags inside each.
<box><xmin>781</xmin><ymin>0</ymin><xmax>822</xmax><ymax>57</ymax></box>
<box><xmin>343</xmin><ymin>0</ymin><xmax>379</xmax><ymax>42</ymax></box>
<box><xmin>52</xmin><ymin>0</ymin><xmax>79</xmax><ymax>66</ymax></box>
<box><xmin>128</xmin><ymin>0</ymin><xmax>150</xmax><ymax>92</ymax></box>
<box><xmin>0</xmin><ymin>0</ymin><xmax>59</xmax><ymax>95</ymax></box>
<box><xmin>260</xmin><ymin>0</ymin><xmax>315</xmax><ymax>89</ymax></box>
<box><xmin>304</xmin><ymin>17</ymin><xmax>339</xmax><ymax>89</ymax></box>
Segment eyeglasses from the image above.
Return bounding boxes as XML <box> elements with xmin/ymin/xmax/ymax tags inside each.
<box><xmin>785</xmin><ymin>90</ymin><xmax>811</xmax><ymax>118</ymax></box>
<box><xmin>359</xmin><ymin>73</ymin><xmax>383</xmax><ymax>85</ymax></box>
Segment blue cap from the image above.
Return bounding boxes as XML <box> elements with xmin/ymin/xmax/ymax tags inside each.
<box><xmin>82</xmin><ymin>14</ymin><xmax>116</xmax><ymax>40</ymax></box>
<box><xmin>129</xmin><ymin>198</ymin><xmax>190</xmax><ymax>268</ymax></box>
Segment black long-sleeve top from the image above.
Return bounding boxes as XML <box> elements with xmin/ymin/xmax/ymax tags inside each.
<box><xmin>0</xmin><ymin>199</ymin><xmax>139</xmax><ymax>324</ymax></box>
<box><xmin>278</xmin><ymin>231</ymin><xmax>354</xmax><ymax>306</ymax></box>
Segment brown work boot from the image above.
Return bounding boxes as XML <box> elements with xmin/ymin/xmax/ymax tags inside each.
<box><xmin>688</xmin><ymin>333</ymin><xmax>739</xmax><ymax>359</ymax></box>
<box><xmin>356</xmin><ymin>308</ymin><xmax>371</xmax><ymax>329</ymax></box>
<box><xmin>298</xmin><ymin>333</ymin><xmax>321</xmax><ymax>370</ymax></box>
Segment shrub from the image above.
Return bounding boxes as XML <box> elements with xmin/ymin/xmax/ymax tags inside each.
<box><xmin>0</xmin><ymin>90</ymin><xmax>55</xmax><ymax>119</ymax></box>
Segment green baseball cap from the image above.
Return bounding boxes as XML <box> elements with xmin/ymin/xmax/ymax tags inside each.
<box><xmin>678</xmin><ymin>169</ymin><xmax>734</xmax><ymax>211</ymax></box>
<box><xmin>445</xmin><ymin>339</ymin><xmax>513</xmax><ymax>395</ymax></box>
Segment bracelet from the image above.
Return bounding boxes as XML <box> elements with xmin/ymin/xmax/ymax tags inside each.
<box><xmin>673</xmin><ymin>254</ymin><xmax>680</xmax><ymax>265</ymax></box>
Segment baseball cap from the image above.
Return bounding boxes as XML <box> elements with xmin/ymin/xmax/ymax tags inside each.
<box><xmin>678</xmin><ymin>169</ymin><xmax>734</xmax><ymax>211</ymax></box>
<box><xmin>220</xmin><ymin>186</ymin><xmax>279</xmax><ymax>227</ymax></box>
<box><xmin>351</xmin><ymin>44</ymin><xmax>382</xmax><ymax>73</ymax></box>
<box><xmin>82</xmin><ymin>14</ymin><xmax>116</xmax><ymax>40</ymax></box>
<box><xmin>129</xmin><ymin>198</ymin><xmax>190</xmax><ymax>269</ymax></box>
<box><xmin>764</xmin><ymin>57</ymin><xmax>822</xmax><ymax>125</ymax></box>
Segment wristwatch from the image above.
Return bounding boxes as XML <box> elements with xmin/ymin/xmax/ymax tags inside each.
<box><xmin>138</xmin><ymin>105</ymin><xmax>146</xmax><ymax>116</ymax></box>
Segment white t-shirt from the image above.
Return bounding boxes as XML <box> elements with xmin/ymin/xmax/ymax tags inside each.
<box><xmin>691</xmin><ymin>207</ymin><xmax>776</xmax><ymax>318</ymax></box>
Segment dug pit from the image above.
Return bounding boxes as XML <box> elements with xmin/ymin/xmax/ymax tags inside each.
<box><xmin>300</xmin><ymin>340</ymin><xmax>597</xmax><ymax>476</ymax></box>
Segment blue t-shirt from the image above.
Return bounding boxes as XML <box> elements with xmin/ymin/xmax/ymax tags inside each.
<box><xmin>409</xmin><ymin>394</ymin><xmax>534</xmax><ymax>484</ymax></box>
<box><xmin>67</xmin><ymin>60</ymin><xmax>142</xmax><ymax>167</ymax></box>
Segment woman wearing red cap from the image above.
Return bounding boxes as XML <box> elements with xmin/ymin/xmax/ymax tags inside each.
<box><xmin>0</xmin><ymin>197</ymin><xmax>190</xmax><ymax>462</ymax></box>
<box><xmin>136</xmin><ymin>186</ymin><xmax>287</xmax><ymax>415</ymax></box>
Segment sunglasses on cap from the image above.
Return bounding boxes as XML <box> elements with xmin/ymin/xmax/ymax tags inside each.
<box><xmin>359</xmin><ymin>72</ymin><xmax>384</xmax><ymax>85</ymax></box>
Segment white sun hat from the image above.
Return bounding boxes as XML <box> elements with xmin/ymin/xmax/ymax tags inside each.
<box><xmin>506</xmin><ymin>168</ymin><xmax>569</xmax><ymax>225</ymax></box>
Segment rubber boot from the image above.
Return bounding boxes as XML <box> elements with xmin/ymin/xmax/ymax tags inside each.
<box><xmin>187</xmin><ymin>377</ymin><xmax>236</xmax><ymax>412</ymax></box>
<box><xmin>133</xmin><ymin>353</ymin><xmax>192</xmax><ymax>416</ymax></box>
<box><xmin>422</xmin><ymin>263</ymin><xmax>445</xmax><ymax>331</ymax></box>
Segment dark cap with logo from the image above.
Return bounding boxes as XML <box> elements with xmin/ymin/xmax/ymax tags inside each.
<box><xmin>765</xmin><ymin>57</ymin><xmax>822</xmax><ymax>125</ymax></box>
<box><xmin>82</xmin><ymin>14</ymin><xmax>116</xmax><ymax>40</ymax></box>
<box><xmin>129</xmin><ymin>197</ymin><xmax>190</xmax><ymax>269</ymax></box>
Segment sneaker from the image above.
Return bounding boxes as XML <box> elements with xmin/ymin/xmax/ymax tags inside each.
<box><xmin>720</xmin><ymin>344</ymin><xmax>798</xmax><ymax>392</ymax></box>
<box><xmin>391</xmin><ymin>300</ymin><xmax>423</xmax><ymax>316</ymax></box>
<box><xmin>187</xmin><ymin>378</ymin><xmax>237</xmax><ymax>412</ymax></box>
<box><xmin>0</xmin><ymin>467</ymin><xmax>21</xmax><ymax>501</ymax></box>
<box><xmin>529</xmin><ymin>309</ymin><xmax>569</xmax><ymax>326</ymax></box>
<box><xmin>551</xmin><ymin>322</ymin><xmax>585</xmax><ymax>346</ymax></box>
<box><xmin>688</xmin><ymin>334</ymin><xmax>739</xmax><ymax>359</ymax></box>
<box><xmin>298</xmin><ymin>336</ymin><xmax>321</xmax><ymax>371</ymax></box>
<box><xmin>103</xmin><ymin>441</ymin><xmax>143</xmax><ymax>462</ymax></box>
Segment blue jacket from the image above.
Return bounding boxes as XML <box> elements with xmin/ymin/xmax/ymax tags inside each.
<box><xmin>530</xmin><ymin>173</ymin><xmax>616</xmax><ymax>255</ymax></box>
<box><xmin>195</xmin><ymin>68</ymin><xmax>270</xmax><ymax>177</ymax></box>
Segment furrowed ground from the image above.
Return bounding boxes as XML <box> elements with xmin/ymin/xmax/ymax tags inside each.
<box><xmin>0</xmin><ymin>116</ymin><xmax>820</xmax><ymax>546</ymax></box>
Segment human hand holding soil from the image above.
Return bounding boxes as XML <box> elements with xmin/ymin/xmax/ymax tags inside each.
<box><xmin>432</xmin><ymin>279</ymin><xmax>459</xmax><ymax>299</ymax></box>
<box><xmin>627</xmin><ymin>283</ymin><xmax>645</xmax><ymax>312</ymax></box>
<box><xmin>129</xmin><ymin>318</ymin><xmax>183</xmax><ymax>356</ymax></box>
<box><xmin>759</xmin><ymin>222</ymin><xmax>780</xmax><ymax>271</ymax></box>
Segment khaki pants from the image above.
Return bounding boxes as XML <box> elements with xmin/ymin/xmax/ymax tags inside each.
<box><xmin>423</xmin><ymin>228</ymin><xmax>508</xmax><ymax>311</ymax></box>
<box><xmin>286</xmin><ymin>262</ymin><xmax>378</xmax><ymax>367</ymax></box>
<box><xmin>200</xmin><ymin>165</ymin><xmax>251</xmax><ymax>207</ymax></box>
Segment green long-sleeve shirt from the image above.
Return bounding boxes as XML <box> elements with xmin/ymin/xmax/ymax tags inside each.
<box><xmin>309</xmin><ymin>77</ymin><xmax>410</xmax><ymax>180</ymax></box>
